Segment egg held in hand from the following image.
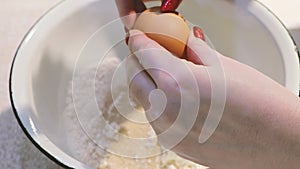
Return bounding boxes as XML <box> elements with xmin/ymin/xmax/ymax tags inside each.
<box><xmin>133</xmin><ymin>7</ymin><xmax>190</xmax><ymax>58</ymax></box>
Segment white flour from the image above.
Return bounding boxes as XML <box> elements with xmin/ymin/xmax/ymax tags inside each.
<box><xmin>62</xmin><ymin>56</ymin><xmax>121</xmax><ymax>167</ymax></box>
<box><xmin>62</xmin><ymin>56</ymin><xmax>207</xmax><ymax>169</ymax></box>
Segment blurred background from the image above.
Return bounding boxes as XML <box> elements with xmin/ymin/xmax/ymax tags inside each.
<box><xmin>1</xmin><ymin>0</ymin><xmax>299</xmax><ymax>168</ymax></box>
<box><xmin>259</xmin><ymin>0</ymin><xmax>300</xmax><ymax>49</ymax></box>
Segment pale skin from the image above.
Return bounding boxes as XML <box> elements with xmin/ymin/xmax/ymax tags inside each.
<box><xmin>115</xmin><ymin>0</ymin><xmax>300</xmax><ymax>168</ymax></box>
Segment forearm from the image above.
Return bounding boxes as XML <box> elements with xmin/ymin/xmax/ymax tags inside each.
<box><xmin>211</xmin><ymin>59</ymin><xmax>300</xmax><ymax>169</ymax></box>
<box><xmin>256</xmin><ymin>88</ymin><xmax>300</xmax><ymax>169</ymax></box>
<box><xmin>237</xmin><ymin>82</ymin><xmax>300</xmax><ymax>169</ymax></box>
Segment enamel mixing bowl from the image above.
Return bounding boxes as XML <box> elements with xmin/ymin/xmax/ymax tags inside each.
<box><xmin>10</xmin><ymin>0</ymin><xmax>299</xmax><ymax>168</ymax></box>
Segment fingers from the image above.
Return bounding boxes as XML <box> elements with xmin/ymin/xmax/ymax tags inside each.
<box><xmin>135</xmin><ymin>0</ymin><xmax>147</xmax><ymax>13</ymax></box>
<box><xmin>185</xmin><ymin>36</ymin><xmax>204</xmax><ymax>65</ymax></box>
<box><xmin>115</xmin><ymin>0</ymin><xmax>146</xmax><ymax>30</ymax></box>
<box><xmin>125</xmin><ymin>53</ymin><xmax>156</xmax><ymax>110</ymax></box>
<box><xmin>186</xmin><ymin>27</ymin><xmax>221</xmax><ymax>66</ymax></box>
<box><xmin>126</xmin><ymin>39</ymin><xmax>177</xmax><ymax>124</ymax></box>
<box><xmin>128</xmin><ymin>30</ymin><xmax>184</xmax><ymax>87</ymax></box>
<box><xmin>115</xmin><ymin>0</ymin><xmax>146</xmax><ymax>17</ymax></box>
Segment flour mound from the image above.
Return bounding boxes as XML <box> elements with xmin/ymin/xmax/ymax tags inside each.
<box><xmin>62</xmin><ymin>56</ymin><xmax>207</xmax><ymax>169</ymax></box>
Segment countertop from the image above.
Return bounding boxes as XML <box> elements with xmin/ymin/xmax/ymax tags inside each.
<box><xmin>1</xmin><ymin>0</ymin><xmax>299</xmax><ymax>168</ymax></box>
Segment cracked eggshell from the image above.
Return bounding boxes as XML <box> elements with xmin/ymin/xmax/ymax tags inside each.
<box><xmin>133</xmin><ymin>7</ymin><xmax>190</xmax><ymax>58</ymax></box>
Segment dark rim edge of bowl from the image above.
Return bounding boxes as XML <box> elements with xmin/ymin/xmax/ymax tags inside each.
<box><xmin>254</xmin><ymin>0</ymin><xmax>300</xmax><ymax>96</ymax></box>
<box><xmin>9</xmin><ymin>1</ymin><xmax>74</xmax><ymax>169</ymax></box>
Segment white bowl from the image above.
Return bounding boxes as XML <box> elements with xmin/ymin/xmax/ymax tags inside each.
<box><xmin>10</xmin><ymin>0</ymin><xmax>299</xmax><ymax>168</ymax></box>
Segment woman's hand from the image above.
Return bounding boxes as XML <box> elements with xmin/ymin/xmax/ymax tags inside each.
<box><xmin>125</xmin><ymin>29</ymin><xmax>300</xmax><ymax>169</ymax></box>
<box><xmin>115</xmin><ymin>0</ymin><xmax>183</xmax><ymax>30</ymax></box>
<box><xmin>115</xmin><ymin>1</ymin><xmax>300</xmax><ymax>168</ymax></box>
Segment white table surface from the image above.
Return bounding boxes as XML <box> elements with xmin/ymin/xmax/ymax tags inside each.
<box><xmin>1</xmin><ymin>0</ymin><xmax>299</xmax><ymax>168</ymax></box>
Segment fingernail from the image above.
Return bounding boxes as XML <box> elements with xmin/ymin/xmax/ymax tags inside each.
<box><xmin>161</xmin><ymin>0</ymin><xmax>183</xmax><ymax>13</ymax></box>
<box><xmin>193</xmin><ymin>26</ymin><xmax>205</xmax><ymax>41</ymax></box>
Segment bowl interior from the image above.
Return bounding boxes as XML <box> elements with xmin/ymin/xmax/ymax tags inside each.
<box><xmin>11</xmin><ymin>0</ymin><xmax>299</xmax><ymax>168</ymax></box>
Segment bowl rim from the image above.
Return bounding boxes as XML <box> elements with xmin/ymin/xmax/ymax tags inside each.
<box><xmin>9</xmin><ymin>0</ymin><xmax>300</xmax><ymax>168</ymax></box>
<box><xmin>254</xmin><ymin>0</ymin><xmax>300</xmax><ymax>95</ymax></box>
<box><xmin>9</xmin><ymin>1</ymin><xmax>88</xmax><ymax>168</ymax></box>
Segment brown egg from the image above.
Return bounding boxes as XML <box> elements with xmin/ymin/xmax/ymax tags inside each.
<box><xmin>133</xmin><ymin>7</ymin><xmax>190</xmax><ymax>58</ymax></box>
